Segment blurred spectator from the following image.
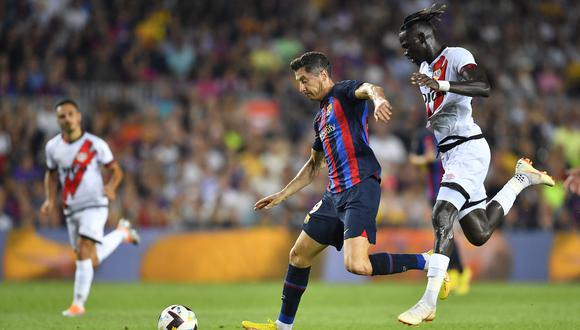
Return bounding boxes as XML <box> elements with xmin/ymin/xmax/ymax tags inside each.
<box><xmin>0</xmin><ymin>0</ymin><xmax>577</xmax><ymax>230</ymax></box>
<box><xmin>0</xmin><ymin>187</ymin><xmax>13</xmax><ymax>231</ymax></box>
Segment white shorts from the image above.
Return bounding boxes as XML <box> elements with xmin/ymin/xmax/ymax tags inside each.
<box><xmin>66</xmin><ymin>206</ymin><xmax>109</xmax><ymax>249</ymax></box>
<box><xmin>436</xmin><ymin>138</ymin><xmax>490</xmax><ymax>219</ymax></box>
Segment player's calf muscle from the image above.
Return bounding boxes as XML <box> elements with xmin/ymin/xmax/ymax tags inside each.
<box><xmin>344</xmin><ymin>259</ymin><xmax>372</xmax><ymax>275</ymax></box>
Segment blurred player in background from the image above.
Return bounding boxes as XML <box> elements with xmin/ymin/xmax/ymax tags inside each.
<box><xmin>40</xmin><ymin>99</ymin><xmax>140</xmax><ymax>317</ymax></box>
<box><xmin>398</xmin><ymin>4</ymin><xmax>555</xmax><ymax>325</ymax></box>
<box><xmin>410</xmin><ymin>128</ymin><xmax>471</xmax><ymax>295</ymax></box>
<box><xmin>564</xmin><ymin>168</ymin><xmax>580</xmax><ymax>194</ymax></box>
<box><xmin>242</xmin><ymin>52</ymin><xmax>438</xmax><ymax>330</ymax></box>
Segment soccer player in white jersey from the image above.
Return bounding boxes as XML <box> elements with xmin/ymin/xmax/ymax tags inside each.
<box><xmin>40</xmin><ymin>99</ymin><xmax>140</xmax><ymax>317</ymax></box>
<box><xmin>397</xmin><ymin>4</ymin><xmax>555</xmax><ymax>325</ymax></box>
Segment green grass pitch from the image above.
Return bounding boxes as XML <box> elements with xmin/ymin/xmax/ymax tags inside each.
<box><xmin>1</xmin><ymin>281</ymin><xmax>579</xmax><ymax>329</ymax></box>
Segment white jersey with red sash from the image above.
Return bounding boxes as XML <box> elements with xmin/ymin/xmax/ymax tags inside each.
<box><xmin>418</xmin><ymin>47</ymin><xmax>491</xmax><ymax>217</ymax></box>
<box><xmin>45</xmin><ymin>132</ymin><xmax>114</xmax><ymax>215</ymax></box>
<box><xmin>418</xmin><ymin>47</ymin><xmax>482</xmax><ymax>143</ymax></box>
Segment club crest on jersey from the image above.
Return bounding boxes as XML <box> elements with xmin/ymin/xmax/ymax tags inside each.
<box><xmin>433</xmin><ymin>68</ymin><xmax>442</xmax><ymax>80</ymax></box>
<box><xmin>326</xmin><ymin>103</ymin><xmax>333</xmax><ymax>117</ymax></box>
<box><xmin>76</xmin><ymin>152</ymin><xmax>88</xmax><ymax>163</ymax></box>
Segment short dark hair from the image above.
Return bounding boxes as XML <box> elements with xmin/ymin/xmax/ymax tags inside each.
<box><xmin>400</xmin><ymin>3</ymin><xmax>446</xmax><ymax>31</ymax></box>
<box><xmin>54</xmin><ymin>98</ymin><xmax>79</xmax><ymax>111</ymax></box>
<box><xmin>290</xmin><ymin>51</ymin><xmax>331</xmax><ymax>76</ymax></box>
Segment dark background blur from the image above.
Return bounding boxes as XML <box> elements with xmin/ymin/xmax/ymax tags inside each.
<box><xmin>0</xmin><ymin>0</ymin><xmax>578</xmax><ymax>233</ymax></box>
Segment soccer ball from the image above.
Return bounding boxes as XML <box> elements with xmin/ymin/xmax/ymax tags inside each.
<box><xmin>157</xmin><ymin>305</ymin><xmax>198</xmax><ymax>330</ymax></box>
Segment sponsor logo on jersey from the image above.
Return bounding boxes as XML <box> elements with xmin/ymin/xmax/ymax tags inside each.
<box><xmin>319</xmin><ymin>124</ymin><xmax>336</xmax><ymax>140</ymax></box>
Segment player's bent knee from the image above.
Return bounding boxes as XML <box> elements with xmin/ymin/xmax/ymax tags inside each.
<box><xmin>77</xmin><ymin>238</ymin><xmax>96</xmax><ymax>260</ymax></box>
<box><xmin>464</xmin><ymin>231</ymin><xmax>489</xmax><ymax>247</ymax></box>
<box><xmin>289</xmin><ymin>247</ymin><xmax>311</xmax><ymax>268</ymax></box>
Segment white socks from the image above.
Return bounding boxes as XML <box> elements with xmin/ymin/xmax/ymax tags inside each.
<box><xmin>492</xmin><ymin>174</ymin><xmax>530</xmax><ymax>215</ymax></box>
<box><xmin>276</xmin><ymin>320</ymin><xmax>292</xmax><ymax>330</ymax></box>
<box><xmin>72</xmin><ymin>229</ymin><xmax>128</xmax><ymax>309</ymax></box>
<box><xmin>422</xmin><ymin>252</ymin><xmax>431</xmax><ymax>270</ymax></box>
<box><xmin>96</xmin><ymin>230</ymin><xmax>126</xmax><ymax>263</ymax></box>
<box><xmin>73</xmin><ymin>259</ymin><xmax>93</xmax><ymax>308</ymax></box>
<box><xmin>422</xmin><ymin>253</ymin><xmax>450</xmax><ymax>307</ymax></box>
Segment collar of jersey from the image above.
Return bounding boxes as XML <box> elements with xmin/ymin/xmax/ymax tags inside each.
<box><xmin>61</xmin><ymin>131</ymin><xmax>85</xmax><ymax>144</ymax></box>
<box><xmin>429</xmin><ymin>46</ymin><xmax>449</xmax><ymax>67</ymax></box>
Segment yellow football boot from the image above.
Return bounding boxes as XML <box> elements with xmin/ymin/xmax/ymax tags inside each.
<box><xmin>455</xmin><ymin>267</ymin><xmax>472</xmax><ymax>296</ymax></box>
<box><xmin>242</xmin><ymin>319</ymin><xmax>277</xmax><ymax>330</ymax></box>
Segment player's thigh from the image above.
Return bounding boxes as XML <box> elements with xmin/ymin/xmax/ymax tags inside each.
<box><xmin>343</xmin><ymin>236</ymin><xmax>371</xmax><ymax>265</ymax></box>
<box><xmin>302</xmin><ymin>193</ymin><xmax>344</xmax><ymax>251</ymax></box>
<box><xmin>66</xmin><ymin>215</ymin><xmax>80</xmax><ymax>251</ymax></box>
<box><xmin>342</xmin><ymin>177</ymin><xmax>381</xmax><ymax>245</ymax></box>
<box><xmin>439</xmin><ymin>139</ymin><xmax>490</xmax><ymax>210</ymax></box>
<box><xmin>458</xmin><ymin>184</ymin><xmax>487</xmax><ymax>220</ymax></box>
<box><xmin>459</xmin><ymin>208</ymin><xmax>487</xmax><ymax>234</ymax></box>
<box><xmin>77</xmin><ymin>207</ymin><xmax>108</xmax><ymax>244</ymax></box>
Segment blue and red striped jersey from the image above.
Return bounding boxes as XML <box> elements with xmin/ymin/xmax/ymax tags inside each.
<box><xmin>312</xmin><ymin>80</ymin><xmax>381</xmax><ymax>193</ymax></box>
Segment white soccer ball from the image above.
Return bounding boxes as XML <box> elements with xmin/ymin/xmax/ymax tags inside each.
<box><xmin>157</xmin><ymin>305</ymin><xmax>198</xmax><ymax>330</ymax></box>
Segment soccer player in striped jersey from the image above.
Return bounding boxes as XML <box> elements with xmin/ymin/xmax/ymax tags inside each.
<box><xmin>398</xmin><ymin>4</ymin><xmax>555</xmax><ymax>325</ymax></box>
<box><xmin>242</xmin><ymin>52</ymin><xmax>434</xmax><ymax>330</ymax></box>
<box><xmin>40</xmin><ymin>99</ymin><xmax>140</xmax><ymax>317</ymax></box>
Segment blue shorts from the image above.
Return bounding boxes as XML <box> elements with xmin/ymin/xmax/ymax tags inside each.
<box><xmin>302</xmin><ymin>176</ymin><xmax>380</xmax><ymax>251</ymax></box>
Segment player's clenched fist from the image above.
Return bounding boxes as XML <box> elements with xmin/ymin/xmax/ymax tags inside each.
<box><xmin>411</xmin><ymin>72</ymin><xmax>440</xmax><ymax>90</ymax></box>
<box><xmin>40</xmin><ymin>200</ymin><xmax>54</xmax><ymax>215</ymax></box>
<box><xmin>104</xmin><ymin>185</ymin><xmax>117</xmax><ymax>200</ymax></box>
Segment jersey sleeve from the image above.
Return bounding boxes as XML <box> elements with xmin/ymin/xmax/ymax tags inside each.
<box><xmin>312</xmin><ymin>114</ymin><xmax>323</xmax><ymax>152</ymax></box>
<box><xmin>45</xmin><ymin>141</ymin><xmax>57</xmax><ymax>170</ymax></box>
<box><xmin>452</xmin><ymin>47</ymin><xmax>477</xmax><ymax>76</ymax></box>
<box><xmin>334</xmin><ymin>80</ymin><xmax>364</xmax><ymax>101</ymax></box>
<box><xmin>95</xmin><ymin>138</ymin><xmax>115</xmax><ymax>166</ymax></box>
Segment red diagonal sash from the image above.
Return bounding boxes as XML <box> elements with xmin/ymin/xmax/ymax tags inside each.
<box><xmin>62</xmin><ymin>140</ymin><xmax>97</xmax><ymax>202</ymax></box>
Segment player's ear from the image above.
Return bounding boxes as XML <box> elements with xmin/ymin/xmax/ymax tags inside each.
<box><xmin>320</xmin><ymin>69</ymin><xmax>330</xmax><ymax>82</ymax></box>
<box><xmin>418</xmin><ymin>32</ymin><xmax>427</xmax><ymax>44</ymax></box>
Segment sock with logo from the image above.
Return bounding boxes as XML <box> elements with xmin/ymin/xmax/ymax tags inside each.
<box><xmin>278</xmin><ymin>264</ymin><xmax>310</xmax><ymax>327</ymax></box>
<box><xmin>369</xmin><ymin>253</ymin><xmax>427</xmax><ymax>275</ymax></box>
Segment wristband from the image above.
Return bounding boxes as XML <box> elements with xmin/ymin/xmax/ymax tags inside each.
<box><xmin>437</xmin><ymin>80</ymin><xmax>450</xmax><ymax>92</ymax></box>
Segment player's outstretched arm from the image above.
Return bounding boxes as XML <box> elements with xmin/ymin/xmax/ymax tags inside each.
<box><xmin>103</xmin><ymin>161</ymin><xmax>124</xmax><ymax>201</ymax></box>
<box><xmin>254</xmin><ymin>149</ymin><xmax>325</xmax><ymax>210</ymax></box>
<box><xmin>40</xmin><ymin>169</ymin><xmax>59</xmax><ymax>215</ymax></box>
<box><xmin>354</xmin><ymin>83</ymin><xmax>393</xmax><ymax>123</ymax></box>
<box><xmin>411</xmin><ymin>65</ymin><xmax>490</xmax><ymax>97</ymax></box>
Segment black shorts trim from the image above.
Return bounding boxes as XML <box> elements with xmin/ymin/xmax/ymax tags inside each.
<box><xmin>440</xmin><ymin>182</ymin><xmax>470</xmax><ymax>201</ymax></box>
<box><xmin>78</xmin><ymin>234</ymin><xmax>102</xmax><ymax>244</ymax></box>
<box><xmin>438</xmin><ymin>134</ymin><xmax>484</xmax><ymax>153</ymax></box>
<box><xmin>460</xmin><ymin>198</ymin><xmax>487</xmax><ymax>211</ymax></box>
<box><xmin>64</xmin><ymin>205</ymin><xmax>108</xmax><ymax>217</ymax></box>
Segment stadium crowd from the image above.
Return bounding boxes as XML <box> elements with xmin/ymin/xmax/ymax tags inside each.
<box><xmin>0</xmin><ymin>0</ymin><xmax>578</xmax><ymax>232</ymax></box>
